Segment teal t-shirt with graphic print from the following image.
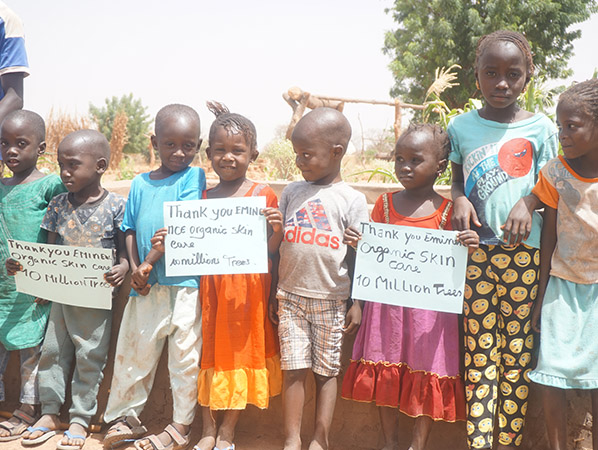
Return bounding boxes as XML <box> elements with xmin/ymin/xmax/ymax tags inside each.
<box><xmin>448</xmin><ymin>110</ymin><xmax>558</xmax><ymax>248</ymax></box>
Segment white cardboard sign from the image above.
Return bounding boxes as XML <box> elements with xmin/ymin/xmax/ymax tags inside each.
<box><xmin>8</xmin><ymin>239</ymin><xmax>113</xmax><ymax>309</ymax></box>
<box><xmin>352</xmin><ymin>222</ymin><xmax>468</xmax><ymax>314</ymax></box>
<box><xmin>164</xmin><ymin>196</ymin><xmax>268</xmax><ymax>276</ymax></box>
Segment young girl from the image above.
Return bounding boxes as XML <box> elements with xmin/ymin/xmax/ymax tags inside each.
<box><xmin>342</xmin><ymin>123</ymin><xmax>479</xmax><ymax>450</ymax></box>
<box><xmin>153</xmin><ymin>102</ymin><xmax>282</xmax><ymax>450</ymax></box>
<box><xmin>0</xmin><ymin>110</ymin><xmax>65</xmax><ymax>440</ymax></box>
<box><xmin>527</xmin><ymin>79</ymin><xmax>598</xmax><ymax>450</ymax></box>
<box><xmin>448</xmin><ymin>30</ymin><xmax>559</xmax><ymax>449</ymax></box>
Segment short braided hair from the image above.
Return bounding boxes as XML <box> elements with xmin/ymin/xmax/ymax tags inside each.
<box><xmin>207</xmin><ymin>101</ymin><xmax>257</xmax><ymax>151</ymax></box>
<box><xmin>394</xmin><ymin>123</ymin><xmax>451</xmax><ymax>161</ymax></box>
<box><xmin>559</xmin><ymin>79</ymin><xmax>598</xmax><ymax>121</ymax></box>
<box><xmin>475</xmin><ymin>30</ymin><xmax>534</xmax><ymax>84</ymax></box>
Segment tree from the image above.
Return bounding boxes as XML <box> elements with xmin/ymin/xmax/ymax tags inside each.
<box><xmin>89</xmin><ymin>93</ymin><xmax>151</xmax><ymax>154</ymax></box>
<box><xmin>383</xmin><ymin>0</ymin><xmax>597</xmax><ymax>108</ymax></box>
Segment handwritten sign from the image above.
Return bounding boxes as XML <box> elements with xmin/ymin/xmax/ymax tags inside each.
<box><xmin>352</xmin><ymin>222</ymin><xmax>468</xmax><ymax>314</ymax></box>
<box><xmin>164</xmin><ymin>196</ymin><xmax>268</xmax><ymax>276</ymax></box>
<box><xmin>8</xmin><ymin>239</ymin><xmax>113</xmax><ymax>310</ymax></box>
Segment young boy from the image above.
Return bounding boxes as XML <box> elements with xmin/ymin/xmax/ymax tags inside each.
<box><xmin>0</xmin><ymin>110</ymin><xmax>65</xmax><ymax>441</ymax></box>
<box><xmin>18</xmin><ymin>129</ymin><xmax>128</xmax><ymax>449</ymax></box>
<box><xmin>103</xmin><ymin>104</ymin><xmax>206</xmax><ymax>450</ymax></box>
<box><xmin>269</xmin><ymin>107</ymin><xmax>369</xmax><ymax>450</ymax></box>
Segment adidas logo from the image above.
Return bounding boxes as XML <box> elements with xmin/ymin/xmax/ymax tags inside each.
<box><xmin>284</xmin><ymin>199</ymin><xmax>340</xmax><ymax>249</ymax></box>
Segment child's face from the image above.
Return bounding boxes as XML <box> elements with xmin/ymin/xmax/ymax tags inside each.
<box><xmin>0</xmin><ymin>119</ymin><xmax>44</xmax><ymax>175</ymax></box>
<box><xmin>151</xmin><ymin>116</ymin><xmax>201</xmax><ymax>175</ymax></box>
<box><xmin>557</xmin><ymin>100</ymin><xmax>598</xmax><ymax>161</ymax></box>
<box><xmin>394</xmin><ymin>131</ymin><xmax>445</xmax><ymax>191</ymax></box>
<box><xmin>206</xmin><ymin>127</ymin><xmax>257</xmax><ymax>182</ymax></box>
<box><xmin>291</xmin><ymin>133</ymin><xmax>341</xmax><ymax>185</ymax></box>
<box><xmin>476</xmin><ymin>41</ymin><xmax>528</xmax><ymax>110</ymax></box>
<box><xmin>58</xmin><ymin>144</ymin><xmax>103</xmax><ymax>193</ymax></box>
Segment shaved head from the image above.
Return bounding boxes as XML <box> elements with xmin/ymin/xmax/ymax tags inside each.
<box><xmin>292</xmin><ymin>107</ymin><xmax>352</xmax><ymax>151</ymax></box>
<box><xmin>155</xmin><ymin>104</ymin><xmax>201</xmax><ymax>137</ymax></box>
<box><xmin>1</xmin><ymin>110</ymin><xmax>45</xmax><ymax>143</ymax></box>
<box><xmin>59</xmin><ymin>129</ymin><xmax>111</xmax><ymax>161</ymax></box>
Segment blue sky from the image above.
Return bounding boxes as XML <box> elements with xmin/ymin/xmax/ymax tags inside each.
<box><xmin>12</xmin><ymin>1</ymin><xmax>598</xmax><ymax>147</ymax></box>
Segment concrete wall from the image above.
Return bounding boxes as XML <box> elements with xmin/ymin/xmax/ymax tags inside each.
<box><xmin>2</xmin><ymin>180</ymin><xmax>592</xmax><ymax>449</ymax></box>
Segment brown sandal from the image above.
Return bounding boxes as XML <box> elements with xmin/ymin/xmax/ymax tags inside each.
<box><xmin>133</xmin><ymin>424</ymin><xmax>189</xmax><ymax>450</ymax></box>
<box><xmin>103</xmin><ymin>415</ymin><xmax>147</xmax><ymax>449</ymax></box>
<box><xmin>0</xmin><ymin>409</ymin><xmax>37</xmax><ymax>442</ymax></box>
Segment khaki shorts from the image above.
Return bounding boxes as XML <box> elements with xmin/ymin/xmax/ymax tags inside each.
<box><xmin>277</xmin><ymin>289</ymin><xmax>346</xmax><ymax>377</ymax></box>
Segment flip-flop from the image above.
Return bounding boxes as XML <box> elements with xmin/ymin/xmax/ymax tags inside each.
<box><xmin>103</xmin><ymin>415</ymin><xmax>147</xmax><ymax>449</ymax></box>
<box><xmin>21</xmin><ymin>426</ymin><xmax>57</xmax><ymax>446</ymax></box>
<box><xmin>133</xmin><ymin>424</ymin><xmax>189</xmax><ymax>450</ymax></box>
<box><xmin>56</xmin><ymin>430</ymin><xmax>87</xmax><ymax>450</ymax></box>
<box><xmin>214</xmin><ymin>445</ymin><xmax>235</xmax><ymax>450</ymax></box>
<box><xmin>0</xmin><ymin>408</ymin><xmax>37</xmax><ymax>441</ymax></box>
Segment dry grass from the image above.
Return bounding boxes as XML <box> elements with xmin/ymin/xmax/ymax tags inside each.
<box><xmin>109</xmin><ymin>112</ymin><xmax>128</xmax><ymax>171</ymax></box>
<box><xmin>44</xmin><ymin>109</ymin><xmax>93</xmax><ymax>171</ymax></box>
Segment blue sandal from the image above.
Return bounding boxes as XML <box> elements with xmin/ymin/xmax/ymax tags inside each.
<box><xmin>56</xmin><ymin>430</ymin><xmax>87</xmax><ymax>450</ymax></box>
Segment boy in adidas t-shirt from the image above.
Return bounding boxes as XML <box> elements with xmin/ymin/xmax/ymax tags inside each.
<box><xmin>267</xmin><ymin>107</ymin><xmax>369</xmax><ymax>450</ymax></box>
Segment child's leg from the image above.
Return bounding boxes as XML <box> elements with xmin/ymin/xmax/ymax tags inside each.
<box><xmin>135</xmin><ymin>286</ymin><xmax>200</xmax><ymax>450</ymax></box>
<box><xmin>59</xmin><ymin>306</ymin><xmax>112</xmax><ymax>448</ymax></box>
<box><xmin>104</xmin><ymin>286</ymin><xmax>174</xmax><ymax>424</ymax></box>
<box><xmin>215</xmin><ymin>410</ymin><xmax>241</xmax><ymax>449</ymax></box>
<box><xmin>282</xmin><ymin>368</ymin><xmax>308</xmax><ymax>450</ymax></box>
<box><xmin>310</xmin><ymin>373</ymin><xmax>337</xmax><ymax>450</ymax></box>
<box><xmin>194</xmin><ymin>407</ymin><xmax>217</xmax><ymax>450</ymax></box>
<box><xmin>24</xmin><ymin>304</ymin><xmax>72</xmax><ymax>441</ymax></box>
<box><xmin>409</xmin><ymin>416</ymin><xmax>433</xmax><ymax>450</ymax></box>
<box><xmin>541</xmin><ymin>385</ymin><xmax>566</xmax><ymax>450</ymax></box>
<box><xmin>378</xmin><ymin>406</ymin><xmax>398</xmax><ymax>450</ymax></box>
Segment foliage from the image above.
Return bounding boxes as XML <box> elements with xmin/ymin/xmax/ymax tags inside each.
<box><xmin>260</xmin><ymin>138</ymin><xmax>300</xmax><ymax>181</ymax></box>
<box><xmin>89</xmin><ymin>93</ymin><xmax>151</xmax><ymax>155</ymax></box>
<box><xmin>109</xmin><ymin>112</ymin><xmax>129</xmax><ymax>171</ymax></box>
<box><xmin>117</xmin><ymin>155</ymin><xmax>136</xmax><ymax>180</ymax></box>
<box><xmin>350</xmin><ymin>165</ymin><xmax>398</xmax><ymax>184</ymax></box>
<box><xmin>383</xmin><ymin>0</ymin><xmax>597</xmax><ymax>108</ymax></box>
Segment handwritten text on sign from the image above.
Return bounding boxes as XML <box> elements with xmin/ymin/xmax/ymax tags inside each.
<box><xmin>352</xmin><ymin>223</ymin><xmax>468</xmax><ymax>314</ymax></box>
<box><xmin>164</xmin><ymin>196</ymin><xmax>268</xmax><ymax>276</ymax></box>
<box><xmin>8</xmin><ymin>239</ymin><xmax>113</xmax><ymax>310</ymax></box>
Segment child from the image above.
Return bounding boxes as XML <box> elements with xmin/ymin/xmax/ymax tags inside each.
<box><xmin>151</xmin><ymin>102</ymin><xmax>282</xmax><ymax>450</ymax></box>
<box><xmin>270</xmin><ymin>107</ymin><xmax>369</xmax><ymax>450</ymax></box>
<box><xmin>342</xmin><ymin>124</ymin><xmax>479</xmax><ymax>450</ymax></box>
<box><xmin>16</xmin><ymin>130</ymin><xmax>127</xmax><ymax>449</ymax></box>
<box><xmin>0</xmin><ymin>110</ymin><xmax>65</xmax><ymax>441</ymax></box>
<box><xmin>102</xmin><ymin>104</ymin><xmax>206</xmax><ymax>450</ymax></box>
<box><xmin>448</xmin><ymin>30</ymin><xmax>558</xmax><ymax>449</ymax></box>
<box><xmin>527</xmin><ymin>79</ymin><xmax>598</xmax><ymax>450</ymax></box>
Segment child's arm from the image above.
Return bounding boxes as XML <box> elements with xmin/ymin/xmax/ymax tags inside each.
<box><xmin>263</xmin><ymin>207</ymin><xmax>284</xmax><ymax>253</ymax></box>
<box><xmin>268</xmin><ymin>251</ymin><xmax>280</xmax><ymax>325</ymax></box>
<box><xmin>502</xmin><ymin>194</ymin><xmax>542</xmax><ymax>246</ymax></box>
<box><xmin>343</xmin><ymin>225</ymin><xmax>362</xmax><ymax>249</ymax></box>
<box><xmin>456</xmin><ymin>229</ymin><xmax>479</xmax><ymax>252</ymax></box>
<box><xmin>104</xmin><ymin>229</ymin><xmax>130</xmax><ymax>287</ymax></box>
<box><xmin>531</xmin><ymin>206</ymin><xmax>557</xmax><ymax>333</ymax></box>
<box><xmin>126</xmin><ymin>230</ymin><xmax>151</xmax><ymax>296</ymax></box>
<box><xmin>343</xmin><ymin>240</ymin><xmax>362</xmax><ymax>334</ymax></box>
<box><xmin>451</xmin><ymin>162</ymin><xmax>481</xmax><ymax>231</ymax></box>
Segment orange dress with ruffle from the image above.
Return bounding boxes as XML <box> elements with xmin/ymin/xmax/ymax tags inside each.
<box><xmin>197</xmin><ymin>183</ymin><xmax>282</xmax><ymax>410</ymax></box>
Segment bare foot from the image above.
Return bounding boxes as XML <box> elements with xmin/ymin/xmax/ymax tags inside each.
<box><xmin>135</xmin><ymin>423</ymin><xmax>189</xmax><ymax>450</ymax></box>
<box><xmin>60</xmin><ymin>423</ymin><xmax>87</xmax><ymax>448</ymax></box>
<box><xmin>308</xmin><ymin>439</ymin><xmax>327</xmax><ymax>450</ymax></box>
<box><xmin>22</xmin><ymin>414</ymin><xmax>60</xmax><ymax>440</ymax></box>
<box><xmin>0</xmin><ymin>404</ymin><xmax>37</xmax><ymax>439</ymax></box>
<box><xmin>382</xmin><ymin>444</ymin><xmax>399</xmax><ymax>450</ymax></box>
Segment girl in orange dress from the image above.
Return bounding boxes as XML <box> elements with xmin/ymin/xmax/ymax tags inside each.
<box><xmin>195</xmin><ymin>102</ymin><xmax>282</xmax><ymax>450</ymax></box>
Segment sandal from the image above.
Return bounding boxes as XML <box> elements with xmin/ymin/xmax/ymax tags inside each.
<box><xmin>103</xmin><ymin>416</ymin><xmax>147</xmax><ymax>449</ymax></box>
<box><xmin>133</xmin><ymin>424</ymin><xmax>189</xmax><ymax>450</ymax></box>
<box><xmin>22</xmin><ymin>426</ymin><xmax>57</xmax><ymax>446</ymax></box>
<box><xmin>0</xmin><ymin>408</ymin><xmax>37</xmax><ymax>442</ymax></box>
<box><xmin>56</xmin><ymin>430</ymin><xmax>87</xmax><ymax>450</ymax></box>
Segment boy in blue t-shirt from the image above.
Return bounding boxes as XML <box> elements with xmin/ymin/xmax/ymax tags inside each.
<box><xmin>103</xmin><ymin>104</ymin><xmax>206</xmax><ymax>450</ymax></box>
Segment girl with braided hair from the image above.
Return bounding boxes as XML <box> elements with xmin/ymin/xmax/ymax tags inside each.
<box><xmin>151</xmin><ymin>102</ymin><xmax>282</xmax><ymax>450</ymax></box>
<box><xmin>448</xmin><ymin>30</ymin><xmax>559</xmax><ymax>449</ymax></box>
<box><xmin>527</xmin><ymin>79</ymin><xmax>598</xmax><ymax>450</ymax></box>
